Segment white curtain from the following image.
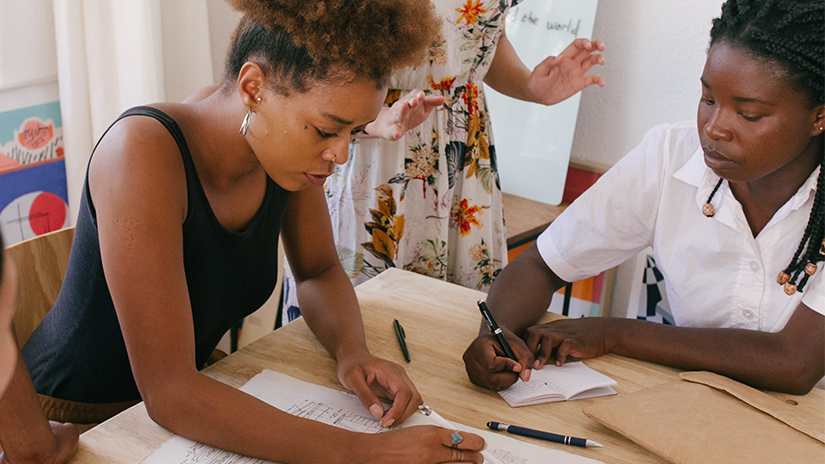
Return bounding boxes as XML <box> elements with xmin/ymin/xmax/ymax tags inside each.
<box><xmin>51</xmin><ymin>0</ymin><xmax>214</xmax><ymax>222</ymax></box>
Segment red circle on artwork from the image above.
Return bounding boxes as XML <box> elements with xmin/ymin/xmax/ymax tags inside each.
<box><xmin>29</xmin><ymin>192</ymin><xmax>66</xmax><ymax>236</ymax></box>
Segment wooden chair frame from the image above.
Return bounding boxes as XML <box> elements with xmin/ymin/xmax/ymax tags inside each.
<box><xmin>6</xmin><ymin>227</ymin><xmax>74</xmax><ymax>347</ymax></box>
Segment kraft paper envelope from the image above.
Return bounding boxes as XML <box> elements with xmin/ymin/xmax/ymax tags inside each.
<box><xmin>582</xmin><ymin>371</ymin><xmax>825</xmax><ymax>464</ymax></box>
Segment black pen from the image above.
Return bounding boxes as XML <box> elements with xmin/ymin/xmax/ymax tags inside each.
<box><xmin>477</xmin><ymin>300</ymin><xmax>517</xmax><ymax>361</ymax></box>
<box><xmin>393</xmin><ymin>319</ymin><xmax>411</xmax><ymax>362</ymax></box>
<box><xmin>487</xmin><ymin>421</ymin><xmax>603</xmax><ymax>448</ymax></box>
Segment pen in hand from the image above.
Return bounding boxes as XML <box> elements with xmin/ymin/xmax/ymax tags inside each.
<box><xmin>477</xmin><ymin>300</ymin><xmax>517</xmax><ymax>361</ymax></box>
<box><xmin>487</xmin><ymin>421</ymin><xmax>603</xmax><ymax>448</ymax></box>
<box><xmin>393</xmin><ymin>319</ymin><xmax>411</xmax><ymax>362</ymax></box>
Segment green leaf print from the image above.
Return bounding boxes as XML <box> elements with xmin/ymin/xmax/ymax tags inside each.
<box><xmin>477</xmin><ymin>166</ymin><xmax>494</xmax><ymax>194</ymax></box>
<box><xmin>336</xmin><ymin>246</ymin><xmax>365</xmax><ymax>278</ymax></box>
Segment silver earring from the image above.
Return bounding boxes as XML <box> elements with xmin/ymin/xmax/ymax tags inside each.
<box><xmin>239</xmin><ymin>108</ymin><xmax>252</xmax><ymax>136</ymax></box>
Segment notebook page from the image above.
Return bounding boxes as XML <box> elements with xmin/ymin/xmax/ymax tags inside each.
<box><xmin>541</xmin><ymin>362</ymin><xmax>617</xmax><ymax>399</ymax></box>
<box><xmin>498</xmin><ymin>362</ymin><xmax>616</xmax><ymax>407</ymax></box>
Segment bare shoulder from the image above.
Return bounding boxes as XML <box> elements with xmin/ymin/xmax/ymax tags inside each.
<box><xmin>88</xmin><ymin>107</ymin><xmax>189</xmax><ymax>223</ymax></box>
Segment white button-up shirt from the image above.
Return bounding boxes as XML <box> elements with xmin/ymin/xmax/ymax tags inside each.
<box><xmin>537</xmin><ymin>121</ymin><xmax>824</xmax><ymax>331</ymax></box>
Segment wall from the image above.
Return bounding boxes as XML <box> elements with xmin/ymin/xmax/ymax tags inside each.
<box><xmin>571</xmin><ymin>0</ymin><xmax>724</xmax><ymax>167</ymax></box>
<box><xmin>206</xmin><ymin>0</ymin><xmax>243</xmax><ymax>85</ymax></box>
<box><xmin>0</xmin><ymin>0</ymin><xmax>58</xmax><ymax>112</ymax></box>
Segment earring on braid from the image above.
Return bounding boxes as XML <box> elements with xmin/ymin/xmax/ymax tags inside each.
<box><xmin>702</xmin><ymin>178</ymin><xmax>724</xmax><ymax>217</ymax></box>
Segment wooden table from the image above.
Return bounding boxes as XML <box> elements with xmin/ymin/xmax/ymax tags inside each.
<box><xmin>72</xmin><ymin>268</ymin><xmax>825</xmax><ymax>464</ymax></box>
<box><xmin>501</xmin><ymin>193</ymin><xmax>567</xmax><ymax>248</ymax></box>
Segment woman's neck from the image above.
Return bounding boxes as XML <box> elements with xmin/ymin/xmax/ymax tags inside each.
<box><xmin>183</xmin><ymin>87</ymin><xmax>263</xmax><ymax>192</ymax></box>
<box><xmin>730</xmin><ymin>136</ymin><xmax>823</xmax><ymax>237</ymax></box>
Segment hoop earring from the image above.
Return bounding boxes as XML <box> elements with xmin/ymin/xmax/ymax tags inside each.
<box><xmin>239</xmin><ymin>108</ymin><xmax>252</xmax><ymax>136</ymax></box>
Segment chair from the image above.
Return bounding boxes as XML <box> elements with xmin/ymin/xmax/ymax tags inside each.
<box><xmin>6</xmin><ymin>227</ymin><xmax>74</xmax><ymax>347</ymax></box>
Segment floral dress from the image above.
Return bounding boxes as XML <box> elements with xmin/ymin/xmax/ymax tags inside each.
<box><xmin>325</xmin><ymin>0</ymin><xmax>521</xmax><ymax>292</ymax></box>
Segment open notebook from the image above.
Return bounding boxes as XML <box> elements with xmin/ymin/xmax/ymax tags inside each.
<box><xmin>499</xmin><ymin>362</ymin><xmax>617</xmax><ymax>407</ymax></box>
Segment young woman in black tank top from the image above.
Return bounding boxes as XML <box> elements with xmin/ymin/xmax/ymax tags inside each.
<box><xmin>13</xmin><ymin>1</ymin><xmax>488</xmax><ymax>463</ymax></box>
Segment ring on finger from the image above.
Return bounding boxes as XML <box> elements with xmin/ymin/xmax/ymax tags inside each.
<box><xmin>450</xmin><ymin>431</ymin><xmax>464</xmax><ymax>448</ymax></box>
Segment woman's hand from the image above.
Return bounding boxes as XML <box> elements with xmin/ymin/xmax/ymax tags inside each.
<box><xmin>359</xmin><ymin>425</ymin><xmax>486</xmax><ymax>464</ymax></box>
<box><xmin>462</xmin><ymin>329</ymin><xmax>534</xmax><ymax>391</ymax></box>
<box><xmin>524</xmin><ymin>318</ymin><xmax>614</xmax><ymax>370</ymax></box>
<box><xmin>362</xmin><ymin>90</ymin><xmax>445</xmax><ymax>141</ymax></box>
<box><xmin>526</xmin><ymin>38</ymin><xmax>606</xmax><ymax>106</ymax></box>
<box><xmin>336</xmin><ymin>350</ymin><xmax>422</xmax><ymax>427</ymax></box>
<box><xmin>0</xmin><ymin>421</ymin><xmax>78</xmax><ymax>464</ymax></box>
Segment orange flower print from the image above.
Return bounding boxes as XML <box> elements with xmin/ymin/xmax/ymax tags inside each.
<box><xmin>461</xmin><ymin>82</ymin><xmax>479</xmax><ymax>116</ymax></box>
<box><xmin>451</xmin><ymin>199</ymin><xmax>482</xmax><ymax>236</ymax></box>
<box><xmin>428</xmin><ymin>75</ymin><xmax>457</xmax><ymax>91</ymax></box>
<box><xmin>456</xmin><ymin>0</ymin><xmax>486</xmax><ymax>25</ymax></box>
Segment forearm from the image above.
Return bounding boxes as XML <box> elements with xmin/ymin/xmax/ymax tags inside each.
<box><xmin>296</xmin><ymin>265</ymin><xmax>369</xmax><ymax>360</ymax></box>
<box><xmin>145</xmin><ymin>372</ymin><xmax>362</xmax><ymax>464</ymax></box>
<box><xmin>487</xmin><ymin>244</ymin><xmax>567</xmax><ymax>335</ymax></box>
<box><xmin>0</xmin><ymin>352</ymin><xmax>62</xmax><ymax>463</ymax></box>
<box><xmin>482</xmin><ymin>33</ymin><xmax>533</xmax><ymax>102</ymax></box>
<box><xmin>606</xmin><ymin>318</ymin><xmax>823</xmax><ymax>394</ymax></box>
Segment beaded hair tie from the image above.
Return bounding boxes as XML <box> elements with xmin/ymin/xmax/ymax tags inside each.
<box><xmin>702</xmin><ymin>178</ymin><xmax>724</xmax><ymax>217</ymax></box>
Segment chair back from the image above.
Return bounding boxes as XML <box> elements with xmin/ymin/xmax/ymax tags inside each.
<box><xmin>6</xmin><ymin>227</ymin><xmax>74</xmax><ymax>347</ymax></box>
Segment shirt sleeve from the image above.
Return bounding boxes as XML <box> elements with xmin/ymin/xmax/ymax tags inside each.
<box><xmin>537</xmin><ymin>124</ymin><xmax>671</xmax><ymax>282</ymax></box>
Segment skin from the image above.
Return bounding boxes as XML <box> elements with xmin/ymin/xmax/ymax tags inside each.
<box><xmin>0</xmin><ymin>251</ymin><xmax>79</xmax><ymax>464</ymax></box>
<box><xmin>358</xmin><ymin>34</ymin><xmax>605</xmax><ymax>141</ymax></box>
<box><xmin>483</xmin><ymin>33</ymin><xmax>606</xmax><ymax>105</ymax></box>
<box><xmin>358</xmin><ymin>89</ymin><xmax>447</xmax><ymax>141</ymax></box>
<box><xmin>84</xmin><ymin>59</ymin><xmax>485</xmax><ymax>463</ymax></box>
<box><xmin>463</xmin><ymin>42</ymin><xmax>825</xmax><ymax>395</ymax></box>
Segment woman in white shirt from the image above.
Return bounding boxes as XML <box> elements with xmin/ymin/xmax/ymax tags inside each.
<box><xmin>463</xmin><ymin>0</ymin><xmax>824</xmax><ymax>395</ymax></box>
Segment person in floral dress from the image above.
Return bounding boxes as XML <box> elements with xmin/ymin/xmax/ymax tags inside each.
<box><xmin>323</xmin><ymin>0</ymin><xmax>605</xmax><ymax>293</ymax></box>
<box><xmin>277</xmin><ymin>1</ymin><xmax>605</xmax><ymax>321</ymax></box>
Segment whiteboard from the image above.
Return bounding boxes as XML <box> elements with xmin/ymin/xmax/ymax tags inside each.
<box><xmin>487</xmin><ymin>0</ymin><xmax>599</xmax><ymax>205</ymax></box>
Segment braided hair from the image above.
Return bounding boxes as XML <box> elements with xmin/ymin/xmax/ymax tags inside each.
<box><xmin>710</xmin><ymin>0</ymin><xmax>825</xmax><ymax>294</ymax></box>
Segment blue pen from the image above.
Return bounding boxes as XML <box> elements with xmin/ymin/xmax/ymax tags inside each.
<box><xmin>487</xmin><ymin>421</ymin><xmax>603</xmax><ymax>448</ymax></box>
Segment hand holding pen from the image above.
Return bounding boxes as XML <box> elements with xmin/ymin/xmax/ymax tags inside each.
<box><xmin>463</xmin><ymin>301</ymin><xmax>534</xmax><ymax>390</ymax></box>
<box><xmin>478</xmin><ymin>300</ymin><xmax>533</xmax><ymax>380</ymax></box>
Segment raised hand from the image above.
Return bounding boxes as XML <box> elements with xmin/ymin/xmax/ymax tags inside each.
<box><xmin>526</xmin><ymin>38</ymin><xmax>606</xmax><ymax>106</ymax></box>
<box><xmin>363</xmin><ymin>90</ymin><xmax>446</xmax><ymax>141</ymax></box>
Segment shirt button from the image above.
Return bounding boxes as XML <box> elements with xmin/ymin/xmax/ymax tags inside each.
<box><xmin>749</xmin><ymin>261</ymin><xmax>760</xmax><ymax>272</ymax></box>
<box><xmin>743</xmin><ymin>309</ymin><xmax>755</xmax><ymax>319</ymax></box>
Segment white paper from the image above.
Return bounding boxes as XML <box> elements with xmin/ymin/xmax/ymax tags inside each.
<box><xmin>139</xmin><ymin>370</ymin><xmax>605</xmax><ymax>464</ymax></box>
<box><xmin>498</xmin><ymin>362</ymin><xmax>617</xmax><ymax>407</ymax></box>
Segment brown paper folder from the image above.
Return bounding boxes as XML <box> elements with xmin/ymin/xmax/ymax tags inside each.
<box><xmin>582</xmin><ymin>371</ymin><xmax>825</xmax><ymax>464</ymax></box>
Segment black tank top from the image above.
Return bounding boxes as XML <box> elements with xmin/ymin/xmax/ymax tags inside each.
<box><xmin>22</xmin><ymin>106</ymin><xmax>291</xmax><ymax>403</ymax></box>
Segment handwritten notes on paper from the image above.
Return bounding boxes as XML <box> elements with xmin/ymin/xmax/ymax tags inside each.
<box><xmin>138</xmin><ymin>370</ymin><xmax>605</xmax><ymax>464</ymax></box>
